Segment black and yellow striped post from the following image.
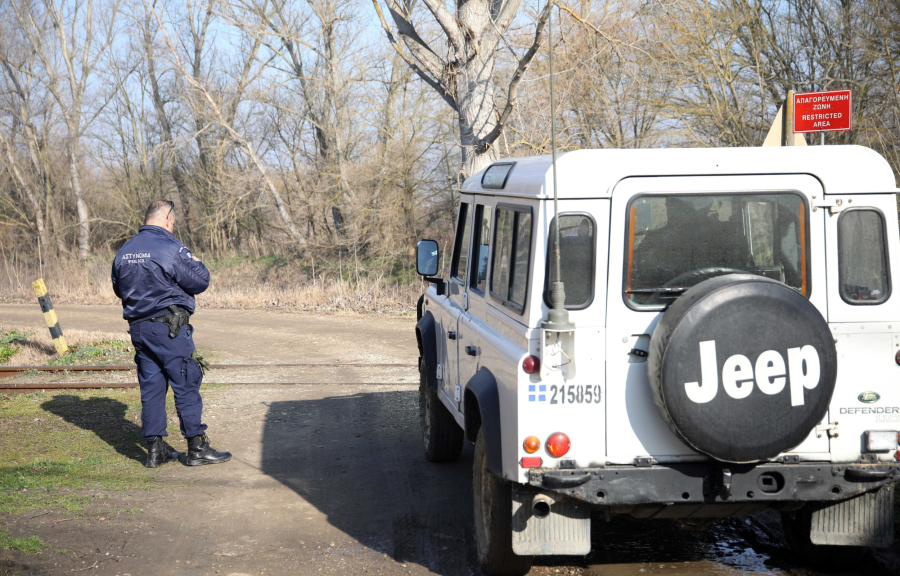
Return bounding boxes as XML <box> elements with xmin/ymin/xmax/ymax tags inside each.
<box><xmin>32</xmin><ymin>278</ymin><xmax>68</xmax><ymax>356</ymax></box>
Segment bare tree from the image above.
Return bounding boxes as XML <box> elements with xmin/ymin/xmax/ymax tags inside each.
<box><xmin>8</xmin><ymin>0</ymin><xmax>123</xmax><ymax>258</ymax></box>
<box><xmin>149</xmin><ymin>0</ymin><xmax>306</xmax><ymax>247</ymax></box>
<box><xmin>230</xmin><ymin>0</ymin><xmax>366</xmax><ymax>244</ymax></box>
<box><xmin>138</xmin><ymin>0</ymin><xmax>193</xmax><ymax>228</ymax></box>
<box><xmin>373</xmin><ymin>0</ymin><xmax>552</xmax><ymax>178</ymax></box>
<box><xmin>0</xmin><ymin>13</ymin><xmax>52</xmax><ymax>252</ymax></box>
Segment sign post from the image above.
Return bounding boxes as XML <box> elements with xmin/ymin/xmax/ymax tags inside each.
<box><xmin>792</xmin><ymin>90</ymin><xmax>852</xmax><ymax>144</ymax></box>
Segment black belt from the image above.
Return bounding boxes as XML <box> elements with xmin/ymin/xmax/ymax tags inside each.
<box><xmin>129</xmin><ymin>307</ymin><xmax>188</xmax><ymax>326</ymax></box>
<box><xmin>129</xmin><ymin>313</ymin><xmax>167</xmax><ymax>326</ymax></box>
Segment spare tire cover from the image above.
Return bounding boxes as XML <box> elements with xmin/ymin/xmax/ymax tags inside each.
<box><xmin>648</xmin><ymin>274</ymin><xmax>837</xmax><ymax>463</ymax></box>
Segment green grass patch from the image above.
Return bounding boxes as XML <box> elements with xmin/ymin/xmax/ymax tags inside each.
<box><xmin>0</xmin><ymin>531</ymin><xmax>49</xmax><ymax>554</ymax></box>
<box><xmin>0</xmin><ymin>346</ymin><xmax>17</xmax><ymax>364</ymax></box>
<box><xmin>0</xmin><ymin>388</ymin><xmax>177</xmax><ymax>515</ymax></box>
<box><xmin>48</xmin><ymin>339</ymin><xmax>134</xmax><ymax>366</ymax></box>
<box><xmin>0</xmin><ymin>331</ymin><xmax>29</xmax><ymax>365</ymax></box>
<box><xmin>0</xmin><ymin>331</ymin><xmax>29</xmax><ymax>346</ymax></box>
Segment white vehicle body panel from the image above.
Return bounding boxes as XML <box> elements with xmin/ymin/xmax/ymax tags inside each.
<box><xmin>419</xmin><ymin>146</ymin><xmax>900</xmax><ymax>484</ymax></box>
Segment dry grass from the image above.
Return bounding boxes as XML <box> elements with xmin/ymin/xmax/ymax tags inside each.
<box><xmin>0</xmin><ymin>325</ymin><xmax>132</xmax><ymax>366</ymax></box>
<box><xmin>0</xmin><ymin>253</ymin><xmax>422</xmax><ymax>315</ymax></box>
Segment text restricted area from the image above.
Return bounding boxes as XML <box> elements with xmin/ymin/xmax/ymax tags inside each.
<box><xmin>793</xmin><ymin>89</ymin><xmax>852</xmax><ymax>133</ymax></box>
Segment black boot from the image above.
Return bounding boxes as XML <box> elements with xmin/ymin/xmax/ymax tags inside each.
<box><xmin>145</xmin><ymin>436</ymin><xmax>180</xmax><ymax>468</ymax></box>
<box><xmin>181</xmin><ymin>434</ymin><xmax>231</xmax><ymax>466</ymax></box>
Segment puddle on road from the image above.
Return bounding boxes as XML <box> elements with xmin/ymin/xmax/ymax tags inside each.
<box><xmin>583</xmin><ymin>516</ymin><xmax>792</xmax><ymax>576</ymax></box>
<box><xmin>586</xmin><ymin>560</ymin><xmax>779</xmax><ymax>576</ymax></box>
<box><xmin>586</xmin><ymin>544</ymin><xmax>780</xmax><ymax>576</ymax></box>
<box><xmin>586</xmin><ymin>539</ymin><xmax>781</xmax><ymax>576</ymax></box>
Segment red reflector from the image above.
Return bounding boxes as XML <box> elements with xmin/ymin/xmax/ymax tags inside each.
<box><xmin>896</xmin><ymin>450</ymin><xmax>900</xmax><ymax>462</ymax></box>
<box><xmin>546</xmin><ymin>432</ymin><xmax>571</xmax><ymax>458</ymax></box>
<box><xmin>521</xmin><ymin>457</ymin><xmax>542</xmax><ymax>468</ymax></box>
<box><xmin>523</xmin><ymin>355</ymin><xmax>540</xmax><ymax>374</ymax></box>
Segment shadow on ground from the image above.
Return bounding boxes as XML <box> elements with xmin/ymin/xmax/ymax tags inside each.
<box><xmin>259</xmin><ymin>389</ymin><xmax>896</xmax><ymax>576</ymax></box>
<box><xmin>260</xmin><ymin>391</ymin><xmax>478</xmax><ymax>575</ymax></box>
<box><xmin>41</xmin><ymin>395</ymin><xmax>146</xmax><ymax>463</ymax></box>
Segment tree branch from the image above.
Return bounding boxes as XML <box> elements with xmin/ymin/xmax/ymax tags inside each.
<box><xmin>373</xmin><ymin>0</ymin><xmax>457</xmax><ymax>110</ymax></box>
<box><xmin>420</xmin><ymin>0</ymin><xmax>464</xmax><ymax>55</ymax></box>
<box><xmin>479</xmin><ymin>0</ymin><xmax>551</xmax><ymax>151</ymax></box>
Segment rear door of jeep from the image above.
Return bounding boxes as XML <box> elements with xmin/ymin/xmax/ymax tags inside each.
<box><xmin>605</xmin><ymin>175</ymin><xmax>830</xmax><ymax>464</ymax></box>
<box><xmin>823</xmin><ymin>192</ymin><xmax>900</xmax><ymax>462</ymax></box>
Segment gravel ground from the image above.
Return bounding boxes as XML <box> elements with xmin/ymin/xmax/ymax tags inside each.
<box><xmin>0</xmin><ymin>304</ymin><xmax>897</xmax><ymax>576</ymax></box>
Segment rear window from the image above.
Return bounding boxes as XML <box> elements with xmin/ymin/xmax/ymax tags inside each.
<box><xmin>839</xmin><ymin>209</ymin><xmax>890</xmax><ymax>304</ymax></box>
<box><xmin>491</xmin><ymin>205</ymin><xmax>533</xmax><ymax>312</ymax></box>
<box><xmin>544</xmin><ymin>214</ymin><xmax>595</xmax><ymax>309</ymax></box>
<box><xmin>625</xmin><ymin>193</ymin><xmax>809</xmax><ymax>308</ymax></box>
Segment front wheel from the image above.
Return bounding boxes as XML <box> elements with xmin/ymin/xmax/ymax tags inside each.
<box><xmin>781</xmin><ymin>509</ymin><xmax>868</xmax><ymax>570</ymax></box>
<box><xmin>418</xmin><ymin>358</ymin><xmax>464</xmax><ymax>462</ymax></box>
<box><xmin>473</xmin><ymin>429</ymin><xmax>534</xmax><ymax>576</ymax></box>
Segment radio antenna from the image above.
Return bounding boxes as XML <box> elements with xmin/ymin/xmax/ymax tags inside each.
<box><xmin>542</xmin><ymin>1</ymin><xmax>573</xmax><ymax>334</ymax></box>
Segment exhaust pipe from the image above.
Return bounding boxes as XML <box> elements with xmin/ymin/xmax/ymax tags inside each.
<box><xmin>532</xmin><ymin>493</ymin><xmax>562</xmax><ymax>519</ymax></box>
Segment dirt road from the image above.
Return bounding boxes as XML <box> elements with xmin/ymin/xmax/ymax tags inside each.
<box><xmin>0</xmin><ymin>305</ymin><xmax>897</xmax><ymax>576</ymax></box>
<box><xmin>0</xmin><ymin>303</ymin><xmax>415</xmax><ymax>364</ymax></box>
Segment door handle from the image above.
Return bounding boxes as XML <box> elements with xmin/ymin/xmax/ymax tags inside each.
<box><xmin>465</xmin><ymin>345</ymin><xmax>479</xmax><ymax>356</ymax></box>
<box><xmin>448</xmin><ymin>331</ymin><xmax>457</xmax><ymax>340</ymax></box>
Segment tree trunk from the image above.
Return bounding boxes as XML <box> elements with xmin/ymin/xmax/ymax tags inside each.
<box><xmin>66</xmin><ymin>139</ymin><xmax>91</xmax><ymax>259</ymax></box>
<box><xmin>0</xmin><ymin>133</ymin><xmax>49</xmax><ymax>251</ymax></box>
<box><xmin>456</xmin><ymin>56</ymin><xmax>500</xmax><ymax>177</ymax></box>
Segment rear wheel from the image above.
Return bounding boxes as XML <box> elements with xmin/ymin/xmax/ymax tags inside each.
<box><xmin>473</xmin><ymin>429</ymin><xmax>534</xmax><ymax>576</ymax></box>
<box><xmin>781</xmin><ymin>509</ymin><xmax>868</xmax><ymax>570</ymax></box>
<box><xmin>418</xmin><ymin>358</ymin><xmax>464</xmax><ymax>462</ymax></box>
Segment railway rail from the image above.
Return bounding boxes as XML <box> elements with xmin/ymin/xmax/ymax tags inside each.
<box><xmin>0</xmin><ymin>362</ymin><xmax>417</xmax><ymax>392</ymax></box>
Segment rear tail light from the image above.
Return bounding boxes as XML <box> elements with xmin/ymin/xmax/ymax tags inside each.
<box><xmin>865</xmin><ymin>430</ymin><xmax>899</xmax><ymax>452</ymax></box>
<box><xmin>895</xmin><ymin>350</ymin><xmax>900</xmax><ymax>366</ymax></box>
<box><xmin>546</xmin><ymin>432</ymin><xmax>571</xmax><ymax>458</ymax></box>
<box><xmin>521</xmin><ymin>457</ymin><xmax>542</xmax><ymax>468</ymax></box>
<box><xmin>523</xmin><ymin>355</ymin><xmax>540</xmax><ymax>374</ymax></box>
<box><xmin>523</xmin><ymin>436</ymin><xmax>540</xmax><ymax>454</ymax></box>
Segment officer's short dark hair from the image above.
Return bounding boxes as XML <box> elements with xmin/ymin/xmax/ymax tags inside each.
<box><xmin>144</xmin><ymin>200</ymin><xmax>174</xmax><ymax>224</ymax></box>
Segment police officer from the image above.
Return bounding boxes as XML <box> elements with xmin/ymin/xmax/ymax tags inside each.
<box><xmin>112</xmin><ymin>200</ymin><xmax>231</xmax><ymax>468</ymax></box>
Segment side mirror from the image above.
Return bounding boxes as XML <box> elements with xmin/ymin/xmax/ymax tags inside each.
<box><xmin>416</xmin><ymin>239</ymin><xmax>440</xmax><ymax>277</ymax></box>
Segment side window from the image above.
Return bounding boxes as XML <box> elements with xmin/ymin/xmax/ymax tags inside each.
<box><xmin>470</xmin><ymin>204</ymin><xmax>492</xmax><ymax>293</ymax></box>
<box><xmin>544</xmin><ymin>214</ymin><xmax>595</xmax><ymax>309</ymax></box>
<box><xmin>490</xmin><ymin>205</ymin><xmax>533</xmax><ymax>312</ymax></box>
<box><xmin>839</xmin><ymin>209</ymin><xmax>890</xmax><ymax>304</ymax></box>
<box><xmin>451</xmin><ymin>203</ymin><xmax>472</xmax><ymax>282</ymax></box>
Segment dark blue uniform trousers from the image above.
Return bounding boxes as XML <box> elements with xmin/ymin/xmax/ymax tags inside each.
<box><xmin>129</xmin><ymin>321</ymin><xmax>207</xmax><ymax>440</ymax></box>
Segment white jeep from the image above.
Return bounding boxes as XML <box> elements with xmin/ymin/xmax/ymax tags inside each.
<box><xmin>414</xmin><ymin>146</ymin><xmax>900</xmax><ymax>576</ymax></box>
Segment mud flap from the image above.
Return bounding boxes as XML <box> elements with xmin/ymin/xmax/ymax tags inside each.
<box><xmin>810</xmin><ymin>485</ymin><xmax>894</xmax><ymax>546</ymax></box>
<box><xmin>511</xmin><ymin>484</ymin><xmax>590</xmax><ymax>555</ymax></box>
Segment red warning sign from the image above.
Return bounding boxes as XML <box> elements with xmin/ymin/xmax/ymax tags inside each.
<box><xmin>793</xmin><ymin>90</ymin><xmax>852</xmax><ymax>133</ymax></box>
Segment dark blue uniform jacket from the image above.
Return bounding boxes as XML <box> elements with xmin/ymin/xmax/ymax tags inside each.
<box><xmin>111</xmin><ymin>225</ymin><xmax>210</xmax><ymax>321</ymax></box>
